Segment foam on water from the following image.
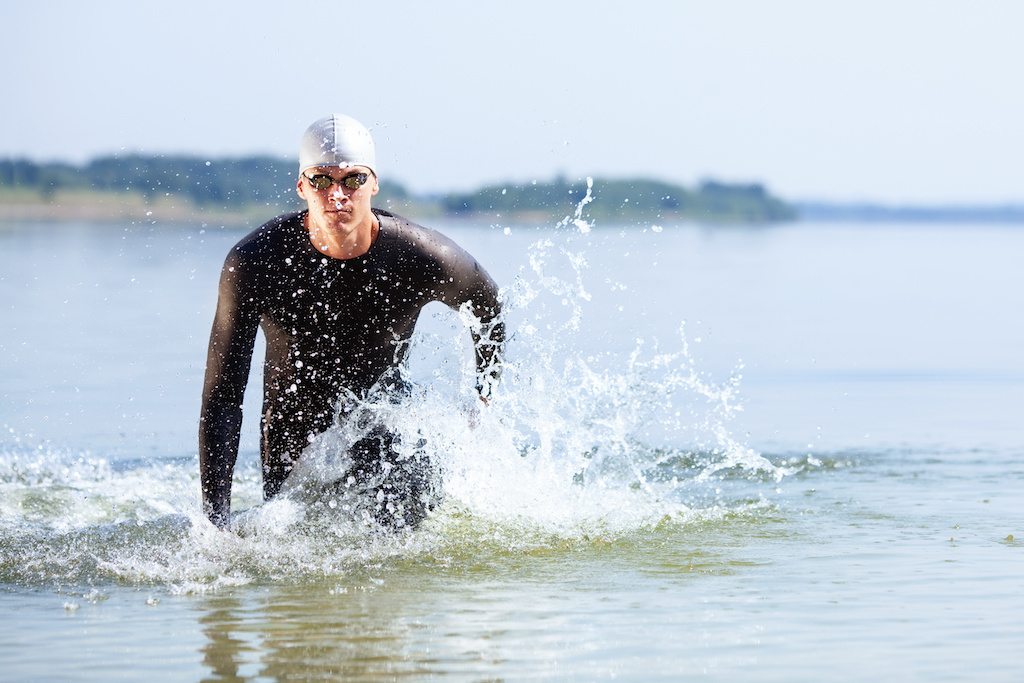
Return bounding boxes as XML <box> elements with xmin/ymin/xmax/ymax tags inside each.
<box><xmin>1</xmin><ymin>202</ymin><xmax>798</xmax><ymax>590</ymax></box>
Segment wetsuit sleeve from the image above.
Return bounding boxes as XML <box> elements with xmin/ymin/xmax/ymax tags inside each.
<box><xmin>199</xmin><ymin>249</ymin><xmax>260</xmax><ymax>529</ymax></box>
<box><xmin>436</xmin><ymin>245</ymin><xmax>505</xmax><ymax>399</ymax></box>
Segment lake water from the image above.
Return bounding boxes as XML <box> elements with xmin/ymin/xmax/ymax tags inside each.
<box><xmin>1</xmin><ymin>214</ymin><xmax>1022</xmax><ymax>681</ymax></box>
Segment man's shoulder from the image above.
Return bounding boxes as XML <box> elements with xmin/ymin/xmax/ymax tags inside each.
<box><xmin>373</xmin><ymin>208</ymin><xmax>430</xmax><ymax>238</ymax></box>
<box><xmin>231</xmin><ymin>211</ymin><xmax>305</xmax><ymax>257</ymax></box>
<box><xmin>373</xmin><ymin>208</ymin><xmax>462</xmax><ymax>256</ymax></box>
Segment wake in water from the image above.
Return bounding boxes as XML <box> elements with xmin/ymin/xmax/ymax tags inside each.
<box><xmin>1</xmin><ymin>191</ymin><xmax>797</xmax><ymax>589</ymax></box>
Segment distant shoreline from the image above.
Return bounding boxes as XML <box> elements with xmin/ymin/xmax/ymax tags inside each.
<box><xmin>0</xmin><ymin>192</ymin><xmax>795</xmax><ymax>228</ymax></box>
<box><xmin>3</xmin><ymin>154</ymin><xmax>1023</xmax><ymax>227</ymax></box>
<box><xmin>5</xmin><ymin>196</ymin><xmax>1024</xmax><ymax>228</ymax></box>
<box><xmin>1</xmin><ymin>155</ymin><xmax>796</xmax><ymax>227</ymax></box>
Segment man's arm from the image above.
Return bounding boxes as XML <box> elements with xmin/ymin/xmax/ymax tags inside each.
<box><xmin>467</xmin><ymin>294</ymin><xmax>504</xmax><ymax>401</ymax></box>
<box><xmin>437</xmin><ymin>245</ymin><xmax>505</xmax><ymax>400</ymax></box>
<box><xmin>199</xmin><ymin>250</ymin><xmax>259</xmax><ymax>529</ymax></box>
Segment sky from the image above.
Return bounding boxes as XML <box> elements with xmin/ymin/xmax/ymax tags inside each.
<box><xmin>2</xmin><ymin>1</ymin><xmax>1022</xmax><ymax>204</ymax></box>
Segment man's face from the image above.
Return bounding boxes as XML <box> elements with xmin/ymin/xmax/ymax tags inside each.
<box><xmin>296</xmin><ymin>164</ymin><xmax>379</xmax><ymax>233</ymax></box>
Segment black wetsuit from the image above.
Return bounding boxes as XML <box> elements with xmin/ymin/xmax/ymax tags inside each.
<box><xmin>199</xmin><ymin>209</ymin><xmax>503</xmax><ymax>529</ymax></box>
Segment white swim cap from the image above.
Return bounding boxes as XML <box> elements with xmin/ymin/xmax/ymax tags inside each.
<box><xmin>298</xmin><ymin>114</ymin><xmax>376</xmax><ymax>175</ymax></box>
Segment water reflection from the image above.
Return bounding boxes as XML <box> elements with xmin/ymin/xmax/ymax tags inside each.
<box><xmin>199</xmin><ymin>594</ymin><xmax>256</xmax><ymax>682</ymax></box>
<box><xmin>197</xmin><ymin>578</ymin><xmax>437</xmax><ymax>680</ymax></box>
<box><xmin>192</xmin><ymin>534</ymin><xmax>747</xmax><ymax>681</ymax></box>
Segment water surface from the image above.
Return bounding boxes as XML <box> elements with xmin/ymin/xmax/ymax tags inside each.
<box><xmin>1</xmin><ymin>217</ymin><xmax>1021</xmax><ymax>680</ymax></box>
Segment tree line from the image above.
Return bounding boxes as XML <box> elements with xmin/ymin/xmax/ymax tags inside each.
<box><xmin>0</xmin><ymin>156</ymin><xmax>794</xmax><ymax>224</ymax></box>
<box><xmin>1</xmin><ymin>155</ymin><xmax>306</xmax><ymax>208</ymax></box>
<box><xmin>442</xmin><ymin>176</ymin><xmax>796</xmax><ymax>223</ymax></box>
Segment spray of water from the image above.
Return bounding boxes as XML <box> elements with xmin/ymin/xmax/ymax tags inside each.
<box><xmin>234</xmin><ymin>184</ymin><xmax>788</xmax><ymax>548</ymax></box>
<box><xmin>1</xmin><ymin>190</ymin><xmax>796</xmax><ymax>588</ymax></box>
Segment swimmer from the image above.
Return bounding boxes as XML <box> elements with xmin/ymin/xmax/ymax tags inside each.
<box><xmin>199</xmin><ymin>114</ymin><xmax>504</xmax><ymax>530</ymax></box>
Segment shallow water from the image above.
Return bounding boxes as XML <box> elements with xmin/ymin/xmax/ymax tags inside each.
<box><xmin>1</xmin><ymin>216</ymin><xmax>1022</xmax><ymax>680</ymax></box>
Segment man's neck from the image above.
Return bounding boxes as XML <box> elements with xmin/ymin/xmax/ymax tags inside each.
<box><xmin>305</xmin><ymin>211</ymin><xmax>380</xmax><ymax>260</ymax></box>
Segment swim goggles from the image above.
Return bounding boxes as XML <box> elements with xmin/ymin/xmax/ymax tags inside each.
<box><xmin>304</xmin><ymin>172</ymin><xmax>371</xmax><ymax>191</ymax></box>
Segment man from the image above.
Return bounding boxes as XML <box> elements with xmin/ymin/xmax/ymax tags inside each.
<box><xmin>199</xmin><ymin>114</ymin><xmax>503</xmax><ymax>530</ymax></box>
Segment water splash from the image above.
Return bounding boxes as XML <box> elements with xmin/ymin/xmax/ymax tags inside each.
<box><xmin>555</xmin><ymin>176</ymin><xmax>595</xmax><ymax>234</ymax></box>
<box><xmin>266</xmin><ymin>208</ymin><xmax>787</xmax><ymax>543</ymax></box>
<box><xmin>1</xmin><ymin>204</ymin><xmax>793</xmax><ymax>589</ymax></box>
